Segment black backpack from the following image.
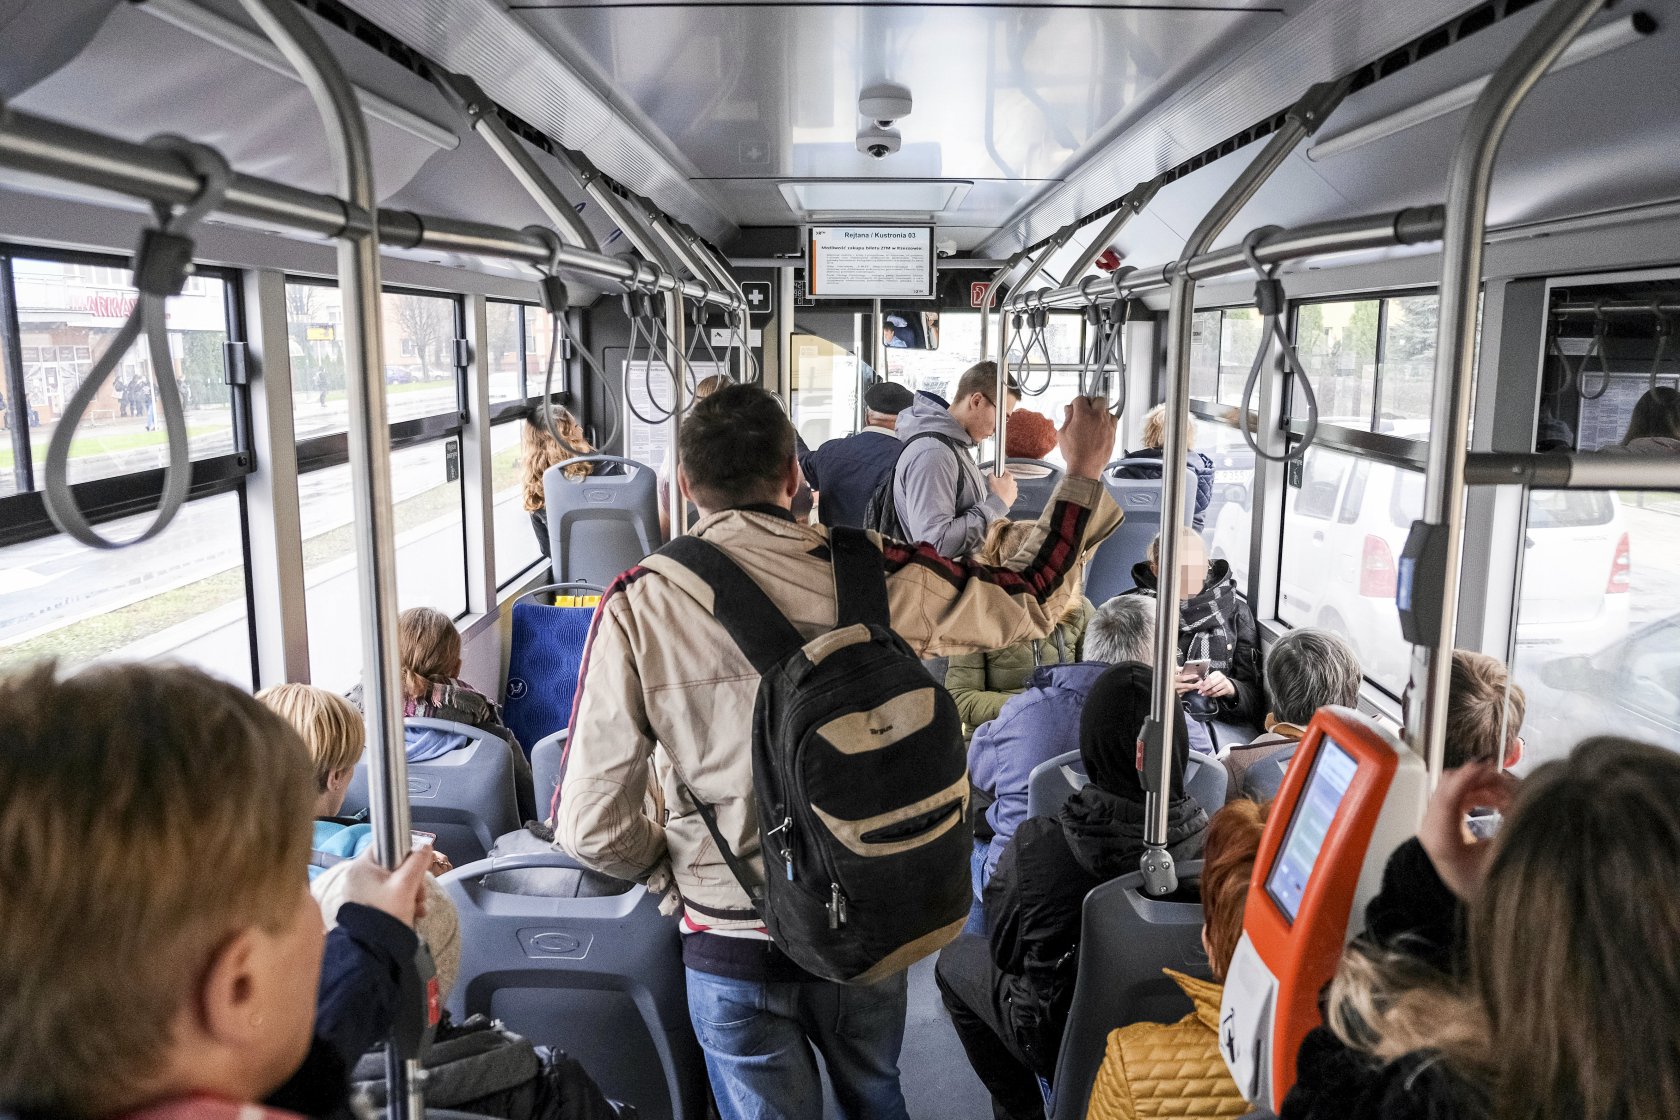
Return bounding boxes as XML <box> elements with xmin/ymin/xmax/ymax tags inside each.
<box><xmin>862</xmin><ymin>430</ymin><xmax>974</xmax><ymax>541</ymax></box>
<box><xmin>657</xmin><ymin>526</ymin><xmax>972</xmax><ymax>985</ymax></box>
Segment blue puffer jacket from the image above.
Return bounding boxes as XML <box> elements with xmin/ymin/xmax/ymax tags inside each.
<box><xmin>968</xmin><ymin>660</ymin><xmax>1113</xmax><ymax>885</ymax></box>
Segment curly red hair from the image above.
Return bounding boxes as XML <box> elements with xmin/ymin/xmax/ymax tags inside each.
<box><xmin>1005</xmin><ymin>409</ymin><xmax>1057</xmax><ymax>460</ymax></box>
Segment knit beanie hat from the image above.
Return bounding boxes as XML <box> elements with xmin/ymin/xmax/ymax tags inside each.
<box><xmin>312</xmin><ymin>860</ymin><xmax>462</xmax><ymax>1002</ymax></box>
<box><xmin>1077</xmin><ymin>662</ymin><xmax>1189</xmax><ymax>803</ymax></box>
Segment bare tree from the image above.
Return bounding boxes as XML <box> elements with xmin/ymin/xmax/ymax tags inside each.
<box><xmin>392</xmin><ymin>294</ymin><xmax>452</xmax><ymax>379</ymax></box>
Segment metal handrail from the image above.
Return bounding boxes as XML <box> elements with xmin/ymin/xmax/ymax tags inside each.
<box><xmin>1005</xmin><ymin>206</ymin><xmax>1445</xmax><ymax>312</ymax></box>
<box><xmin>1407</xmin><ymin>0</ymin><xmax>1610</xmax><ymax>788</ymax></box>
<box><xmin>432</xmin><ymin>70</ymin><xmax>599</xmax><ymax>253</ymax></box>
<box><xmin>0</xmin><ymin>99</ymin><xmax>743</xmax><ymax>310</ymax></box>
<box><xmin>1141</xmin><ymin>76</ymin><xmax>1348</xmax><ymax>895</ymax></box>
<box><xmin>231</xmin><ymin>1</ymin><xmax>417</xmax><ymax>1115</ymax></box>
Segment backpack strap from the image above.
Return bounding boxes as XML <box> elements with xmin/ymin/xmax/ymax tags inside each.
<box><xmin>656</xmin><ymin>535</ymin><xmax>806</xmax><ymax>676</ymax></box>
<box><xmin>678</xmin><ymin>779</ymin><xmax>765</xmax><ymax>911</ymax></box>
<box><xmin>830</xmin><ymin>526</ymin><xmax>890</xmax><ymax>630</ymax></box>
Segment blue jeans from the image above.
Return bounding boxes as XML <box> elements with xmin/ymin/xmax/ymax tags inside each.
<box><xmin>964</xmin><ymin>838</ymin><xmax>989</xmax><ymax>936</ymax></box>
<box><xmin>685</xmin><ymin>966</ymin><xmax>911</xmax><ymax>1120</ymax></box>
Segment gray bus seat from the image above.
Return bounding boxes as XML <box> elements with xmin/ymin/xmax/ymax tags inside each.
<box><xmin>981</xmin><ymin>458</ymin><xmax>1065</xmax><ymax>520</ymax></box>
<box><xmin>1083</xmin><ymin>461</ymin><xmax>1196</xmax><ymax>607</ymax></box>
<box><xmin>480</xmin><ymin>816</ymin><xmax>628</xmax><ymax>897</ymax></box>
<box><xmin>544</xmin><ymin>455</ymin><xmax>660</xmax><ymax>587</ymax></box>
<box><xmin>343</xmin><ymin>718</ymin><xmax>521</xmax><ymax>867</ymax></box>
<box><xmin>531</xmin><ymin>727</ymin><xmax>569</xmax><ymax>822</ymax></box>
<box><xmin>1025</xmin><ymin>749</ymin><xmax>1228</xmax><ymax>820</ymax></box>
<box><xmin>1047</xmin><ymin>861</ymin><xmax>1209</xmax><ymax>1120</ymax></box>
<box><xmin>440</xmin><ymin>853</ymin><xmax>706</xmax><ymax>1120</ymax></box>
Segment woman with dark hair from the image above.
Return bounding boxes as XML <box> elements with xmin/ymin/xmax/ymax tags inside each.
<box><xmin>935</xmin><ymin>664</ymin><xmax>1210</xmax><ymax>1120</ymax></box>
<box><xmin>1616</xmin><ymin>385</ymin><xmax>1680</xmax><ymax>452</ymax></box>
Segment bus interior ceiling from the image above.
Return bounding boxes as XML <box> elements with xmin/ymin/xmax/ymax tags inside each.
<box><xmin>0</xmin><ymin>0</ymin><xmax>1677</xmax><ymax>1116</ymax></box>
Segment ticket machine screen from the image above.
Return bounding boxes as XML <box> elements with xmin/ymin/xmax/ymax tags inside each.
<box><xmin>1265</xmin><ymin>739</ymin><xmax>1359</xmax><ymax>921</ymax></box>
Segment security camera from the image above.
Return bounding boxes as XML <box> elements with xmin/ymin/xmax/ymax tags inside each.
<box><xmin>859</xmin><ymin>84</ymin><xmax>912</xmax><ymax>128</ymax></box>
<box><xmin>936</xmin><ymin>238</ymin><xmax>958</xmax><ymax>258</ymax></box>
<box><xmin>856</xmin><ymin>126</ymin><xmax>901</xmax><ymax>160</ymax></box>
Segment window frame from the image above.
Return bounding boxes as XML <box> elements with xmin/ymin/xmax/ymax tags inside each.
<box><xmin>0</xmin><ymin>245</ymin><xmax>254</xmax><ymax>548</ymax></box>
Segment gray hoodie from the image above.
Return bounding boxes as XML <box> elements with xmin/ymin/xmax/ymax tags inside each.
<box><xmin>892</xmin><ymin>391</ymin><xmax>1009</xmax><ymax>557</ymax></box>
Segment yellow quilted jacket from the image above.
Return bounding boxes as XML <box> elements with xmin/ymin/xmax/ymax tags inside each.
<box><xmin>1084</xmin><ymin>970</ymin><xmax>1251</xmax><ymax>1120</ymax></box>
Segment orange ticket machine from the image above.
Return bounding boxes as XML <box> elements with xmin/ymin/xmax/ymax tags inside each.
<box><xmin>1219</xmin><ymin>706</ymin><xmax>1426</xmax><ymax>1111</ymax></box>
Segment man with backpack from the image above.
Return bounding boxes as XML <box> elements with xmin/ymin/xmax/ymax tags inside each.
<box><xmin>878</xmin><ymin>361</ymin><xmax>1020</xmax><ymax>557</ymax></box>
<box><xmin>555</xmin><ymin>383</ymin><xmax>1121</xmax><ymax>1120</ymax></box>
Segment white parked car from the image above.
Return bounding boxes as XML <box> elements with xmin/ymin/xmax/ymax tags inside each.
<box><xmin>1211</xmin><ymin>450</ymin><xmax>1631</xmax><ymax>692</ymax></box>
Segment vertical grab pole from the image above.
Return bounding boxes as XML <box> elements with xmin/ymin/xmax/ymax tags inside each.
<box><xmin>666</xmin><ymin>275</ymin><xmax>688</xmax><ymax>534</ymax></box>
<box><xmin>1406</xmin><ymin>0</ymin><xmax>1608</xmax><ymax>787</ymax></box>
<box><xmin>233</xmin><ymin>1</ymin><xmax>417</xmax><ymax>1116</ymax></box>
<box><xmin>1141</xmin><ymin>79</ymin><xmax>1347</xmax><ymax>895</ymax></box>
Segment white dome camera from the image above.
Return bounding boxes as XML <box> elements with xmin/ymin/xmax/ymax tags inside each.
<box><xmin>859</xmin><ymin>84</ymin><xmax>912</xmax><ymax>129</ymax></box>
<box><xmin>856</xmin><ymin>126</ymin><xmax>902</xmax><ymax>160</ymax></box>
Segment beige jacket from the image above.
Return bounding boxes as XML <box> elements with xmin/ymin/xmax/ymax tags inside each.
<box><xmin>554</xmin><ymin>476</ymin><xmax>1121</xmax><ymax>931</ymax></box>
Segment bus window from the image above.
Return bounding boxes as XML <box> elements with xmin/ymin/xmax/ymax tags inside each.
<box><xmin>301</xmin><ymin>440</ymin><xmax>468</xmax><ymax>690</ymax></box>
<box><xmin>1273</xmin><ymin>444</ymin><xmax>1422</xmax><ymax>694</ymax></box>
<box><xmin>11</xmin><ymin>258</ymin><xmax>236</xmax><ymax>493</ymax></box>
<box><xmin>0</xmin><ymin>489</ymin><xmax>252</xmax><ymax>689</ymax></box>
<box><xmin>1511</xmin><ymin>489</ymin><xmax>1676</xmax><ymax>770</ymax></box>
<box><xmin>1189</xmin><ymin>310</ymin><xmax>1220</xmax><ymax>401</ymax></box>
<box><xmin>1198</xmin><ymin>417</ymin><xmax>1256</xmax><ymax>577</ymax></box>
<box><xmin>486</xmin><ymin>300</ymin><xmax>525</xmax><ymax>404</ymax></box>
<box><xmin>1294</xmin><ymin>299</ymin><xmax>1379</xmax><ymax>431</ymax></box>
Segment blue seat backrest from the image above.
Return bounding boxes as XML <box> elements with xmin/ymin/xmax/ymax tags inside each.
<box><xmin>1026</xmin><ymin>748</ymin><xmax>1229</xmax><ymax>820</ymax></box>
<box><xmin>983</xmin><ymin>458</ymin><xmax>1064</xmax><ymax>520</ymax></box>
<box><xmin>440</xmin><ymin>853</ymin><xmax>708</xmax><ymax>1120</ymax></box>
<box><xmin>544</xmin><ymin>455</ymin><xmax>660</xmax><ymax>588</ymax></box>
<box><xmin>1048</xmin><ymin>862</ymin><xmax>1209</xmax><ymax>1120</ymax></box>
<box><xmin>342</xmin><ymin>718</ymin><xmax>521</xmax><ymax>867</ymax></box>
<box><xmin>1084</xmin><ymin>462</ymin><xmax>1197</xmax><ymax>606</ymax></box>
<box><xmin>503</xmin><ymin>595</ymin><xmax>596</xmax><ymax>756</ymax></box>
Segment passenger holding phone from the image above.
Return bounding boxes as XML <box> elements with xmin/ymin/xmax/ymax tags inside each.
<box><xmin>1123</xmin><ymin>528</ymin><xmax>1266</xmax><ymax>752</ymax></box>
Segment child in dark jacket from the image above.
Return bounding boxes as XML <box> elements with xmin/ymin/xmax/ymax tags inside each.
<box><xmin>934</xmin><ymin>664</ymin><xmax>1209</xmax><ymax>1120</ymax></box>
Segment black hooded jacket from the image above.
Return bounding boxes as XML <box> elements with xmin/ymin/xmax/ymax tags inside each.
<box><xmin>980</xmin><ymin>664</ymin><xmax>1210</xmax><ymax>1074</ymax></box>
<box><xmin>1124</xmin><ymin>558</ymin><xmax>1265</xmax><ymax>729</ymax></box>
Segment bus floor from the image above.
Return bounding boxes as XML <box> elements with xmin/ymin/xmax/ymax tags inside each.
<box><xmin>815</xmin><ymin>954</ymin><xmax>994</xmax><ymax>1120</ymax></box>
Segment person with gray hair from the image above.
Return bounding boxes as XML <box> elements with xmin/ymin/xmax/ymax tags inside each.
<box><xmin>1082</xmin><ymin>594</ymin><xmax>1155</xmax><ymax>665</ymax></box>
<box><xmin>967</xmin><ymin>595</ymin><xmax>1158</xmax><ymax>903</ymax></box>
<box><xmin>1225</xmin><ymin>627</ymin><xmax>1363</xmax><ymax>802</ymax></box>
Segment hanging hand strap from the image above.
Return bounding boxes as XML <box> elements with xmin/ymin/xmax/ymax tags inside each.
<box><xmin>1649</xmin><ymin>304</ymin><xmax>1673</xmax><ymax>392</ymax></box>
<box><xmin>523</xmin><ymin>225</ymin><xmax>622</xmax><ymax>452</ymax></box>
<box><xmin>1237</xmin><ymin>225</ymin><xmax>1318</xmax><ymax>463</ymax></box>
<box><xmin>43</xmin><ymin>135</ymin><xmax>230</xmax><ymax>549</ymax></box>
<box><xmin>1577</xmin><ymin>308</ymin><xmax>1613</xmax><ymax>400</ymax></box>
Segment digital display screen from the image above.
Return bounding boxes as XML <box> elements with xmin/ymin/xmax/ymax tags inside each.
<box><xmin>807</xmin><ymin>226</ymin><xmax>935</xmax><ymax>299</ymax></box>
<box><xmin>1265</xmin><ymin>739</ymin><xmax>1359</xmax><ymax>923</ymax></box>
